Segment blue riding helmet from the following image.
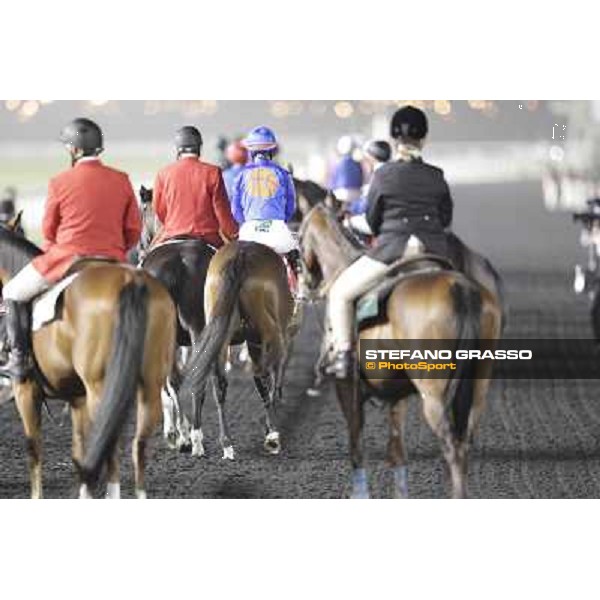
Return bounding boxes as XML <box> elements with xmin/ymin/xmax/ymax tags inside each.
<box><xmin>243</xmin><ymin>126</ymin><xmax>278</xmax><ymax>153</ymax></box>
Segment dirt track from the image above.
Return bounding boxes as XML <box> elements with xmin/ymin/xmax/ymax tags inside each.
<box><xmin>2</xmin><ymin>268</ymin><xmax>600</xmax><ymax>498</ymax></box>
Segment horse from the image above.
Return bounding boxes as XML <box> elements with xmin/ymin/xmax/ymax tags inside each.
<box><xmin>136</xmin><ymin>185</ymin><xmax>218</xmax><ymax>456</ymax></box>
<box><xmin>178</xmin><ymin>240</ymin><xmax>299</xmax><ymax>459</ymax></box>
<box><xmin>0</xmin><ymin>226</ymin><xmax>176</xmax><ymax>498</ymax></box>
<box><xmin>297</xmin><ymin>198</ymin><xmax>503</xmax><ymax>498</ymax></box>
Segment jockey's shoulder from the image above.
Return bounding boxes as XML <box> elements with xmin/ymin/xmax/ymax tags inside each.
<box><xmin>51</xmin><ymin>160</ymin><xmax>130</xmax><ymax>185</ymax></box>
<box><xmin>163</xmin><ymin>157</ymin><xmax>222</xmax><ymax>177</ymax></box>
<box><xmin>382</xmin><ymin>159</ymin><xmax>445</xmax><ymax>177</ymax></box>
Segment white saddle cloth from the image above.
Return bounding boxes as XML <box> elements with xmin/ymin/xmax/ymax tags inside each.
<box><xmin>32</xmin><ymin>273</ymin><xmax>79</xmax><ymax>331</ymax></box>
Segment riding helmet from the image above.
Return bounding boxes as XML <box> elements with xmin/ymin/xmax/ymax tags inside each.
<box><xmin>59</xmin><ymin>118</ymin><xmax>104</xmax><ymax>155</ymax></box>
<box><xmin>225</xmin><ymin>140</ymin><xmax>248</xmax><ymax>165</ymax></box>
<box><xmin>243</xmin><ymin>126</ymin><xmax>278</xmax><ymax>152</ymax></box>
<box><xmin>363</xmin><ymin>139</ymin><xmax>392</xmax><ymax>163</ymax></box>
<box><xmin>175</xmin><ymin>126</ymin><xmax>203</xmax><ymax>154</ymax></box>
<box><xmin>390</xmin><ymin>106</ymin><xmax>428</xmax><ymax>141</ymax></box>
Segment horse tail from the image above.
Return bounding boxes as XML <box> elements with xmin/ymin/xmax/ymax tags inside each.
<box><xmin>444</xmin><ymin>278</ymin><xmax>482</xmax><ymax>441</ymax></box>
<box><xmin>178</xmin><ymin>249</ymin><xmax>245</xmax><ymax>411</ymax></box>
<box><xmin>79</xmin><ymin>277</ymin><xmax>149</xmax><ymax>485</ymax></box>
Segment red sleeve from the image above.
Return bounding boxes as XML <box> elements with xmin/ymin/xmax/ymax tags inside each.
<box><xmin>41</xmin><ymin>179</ymin><xmax>60</xmax><ymax>249</ymax></box>
<box><xmin>123</xmin><ymin>176</ymin><xmax>142</xmax><ymax>250</ymax></box>
<box><xmin>213</xmin><ymin>170</ymin><xmax>239</xmax><ymax>240</ymax></box>
<box><xmin>153</xmin><ymin>171</ymin><xmax>165</xmax><ymax>224</ymax></box>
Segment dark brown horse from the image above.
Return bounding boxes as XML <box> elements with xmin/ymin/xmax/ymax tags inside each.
<box><xmin>0</xmin><ymin>226</ymin><xmax>176</xmax><ymax>498</ymax></box>
<box><xmin>297</xmin><ymin>200</ymin><xmax>503</xmax><ymax>498</ymax></box>
<box><xmin>178</xmin><ymin>240</ymin><xmax>299</xmax><ymax>459</ymax></box>
<box><xmin>138</xmin><ymin>185</ymin><xmax>217</xmax><ymax>456</ymax></box>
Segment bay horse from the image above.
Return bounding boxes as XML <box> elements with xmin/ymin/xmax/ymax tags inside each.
<box><xmin>178</xmin><ymin>240</ymin><xmax>298</xmax><ymax>459</ymax></box>
<box><xmin>297</xmin><ymin>200</ymin><xmax>503</xmax><ymax>498</ymax></box>
<box><xmin>0</xmin><ymin>226</ymin><xmax>176</xmax><ymax>498</ymax></box>
<box><xmin>137</xmin><ymin>185</ymin><xmax>216</xmax><ymax>456</ymax></box>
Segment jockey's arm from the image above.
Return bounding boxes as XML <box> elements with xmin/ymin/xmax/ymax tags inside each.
<box><xmin>41</xmin><ymin>178</ymin><xmax>60</xmax><ymax>250</ymax></box>
<box><xmin>230</xmin><ymin>171</ymin><xmax>245</xmax><ymax>225</ymax></box>
<box><xmin>123</xmin><ymin>176</ymin><xmax>143</xmax><ymax>250</ymax></box>
<box><xmin>152</xmin><ymin>173</ymin><xmax>166</xmax><ymax>225</ymax></box>
<box><xmin>213</xmin><ymin>170</ymin><xmax>239</xmax><ymax>241</ymax></box>
<box><xmin>440</xmin><ymin>179</ymin><xmax>453</xmax><ymax>229</ymax></box>
<box><xmin>284</xmin><ymin>172</ymin><xmax>297</xmax><ymax>222</ymax></box>
<box><xmin>365</xmin><ymin>179</ymin><xmax>383</xmax><ymax>236</ymax></box>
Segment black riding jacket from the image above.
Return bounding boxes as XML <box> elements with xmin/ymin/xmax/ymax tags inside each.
<box><xmin>365</xmin><ymin>158</ymin><xmax>453</xmax><ymax>264</ymax></box>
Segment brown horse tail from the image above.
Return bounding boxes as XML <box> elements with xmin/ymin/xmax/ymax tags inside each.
<box><xmin>79</xmin><ymin>277</ymin><xmax>149</xmax><ymax>486</ymax></box>
<box><xmin>445</xmin><ymin>279</ymin><xmax>482</xmax><ymax>441</ymax></box>
<box><xmin>178</xmin><ymin>249</ymin><xmax>245</xmax><ymax>413</ymax></box>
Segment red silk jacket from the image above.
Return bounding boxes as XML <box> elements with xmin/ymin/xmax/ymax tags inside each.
<box><xmin>151</xmin><ymin>156</ymin><xmax>239</xmax><ymax>247</ymax></box>
<box><xmin>32</xmin><ymin>159</ymin><xmax>142</xmax><ymax>281</ymax></box>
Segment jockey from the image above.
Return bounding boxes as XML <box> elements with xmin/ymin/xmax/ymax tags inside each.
<box><xmin>231</xmin><ymin>126</ymin><xmax>302</xmax><ymax>286</ymax></box>
<box><xmin>326</xmin><ymin>106</ymin><xmax>454</xmax><ymax>378</ymax></box>
<box><xmin>1</xmin><ymin>118</ymin><xmax>142</xmax><ymax>380</ymax></box>
<box><xmin>222</xmin><ymin>140</ymin><xmax>248</xmax><ymax>200</ymax></box>
<box><xmin>151</xmin><ymin>126</ymin><xmax>239</xmax><ymax>248</ymax></box>
<box><xmin>329</xmin><ymin>135</ymin><xmax>364</xmax><ymax>203</ymax></box>
<box><xmin>0</xmin><ymin>187</ymin><xmax>25</xmax><ymax>236</ymax></box>
<box><xmin>345</xmin><ymin>140</ymin><xmax>392</xmax><ymax>235</ymax></box>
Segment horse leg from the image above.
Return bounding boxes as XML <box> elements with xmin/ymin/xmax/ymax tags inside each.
<box><xmin>14</xmin><ymin>381</ymin><xmax>43</xmax><ymax>499</ymax></box>
<box><xmin>188</xmin><ymin>335</ymin><xmax>206</xmax><ymax>457</ymax></box>
<box><xmin>336</xmin><ymin>378</ymin><xmax>368</xmax><ymax>499</ymax></box>
<box><xmin>132</xmin><ymin>383</ymin><xmax>162</xmax><ymax>499</ymax></box>
<box><xmin>105</xmin><ymin>443</ymin><xmax>121</xmax><ymax>499</ymax></box>
<box><xmin>419</xmin><ymin>385</ymin><xmax>468</xmax><ymax>499</ymax></box>
<box><xmin>70</xmin><ymin>398</ymin><xmax>93</xmax><ymax>499</ymax></box>
<box><xmin>162</xmin><ymin>358</ymin><xmax>192</xmax><ymax>453</ymax></box>
<box><xmin>385</xmin><ymin>398</ymin><xmax>409</xmax><ymax>499</ymax></box>
<box><xmin>253</xmin><ymin>374</ymin><xmax>281</xmax><ymax>455</ymax></box>
<box><xmin>190</xmin><ymin>389</ymin><xmax>206</xmax><ymax>457</ymax></box>
<box><xmin>212</xmin><ymin>368</ymin><xmax>234</xmax><ymax>460</ymax></box>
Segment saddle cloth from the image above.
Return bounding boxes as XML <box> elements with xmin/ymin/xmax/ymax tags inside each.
<box><xmin>355</xmin><ymin>254</ymin><xmax>454</xmax><ymax>328</ymax></box>
<box><xmin>32</xmin><ymin>273</ymin><xmax>79</xmax><ymax>331</ymax></box>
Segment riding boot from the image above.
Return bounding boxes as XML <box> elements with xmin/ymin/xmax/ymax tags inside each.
<box><xmin>0</xmin><ymin>300</ymin><xmax>32</xmax><ymax>381</ymax></box>
<box><xmin>286</xmin><ymin>250</ymin><xmax>307</xmax><ymax>301</ymax></box>
<box><xmin>325</xmin><ymin>349</ymin><xmax>353</xmax><ymax>379</ymax></box>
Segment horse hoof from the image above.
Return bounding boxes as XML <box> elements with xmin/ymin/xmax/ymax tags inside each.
<box><xmin>190</xmin><ymin>429</ymin><xmax>205</xmax><ymax>458</ymax></box>
<box><xmin>350</xmin><ymin>490</ymin><xmax>370</xmax><ymax>500</ymax></box>
<box><xmin>165</xmin><ymin>430</ymin><xmax>178</xmax><ymax>450</ymax></box>
<box><xmin>306</xmin><ymin>387</ymin><xmax>320</xmax><ymax>397</ymax></box>
<box><xmin>222</xmin><ymin>446</ymin><xmax>235</xmax><ymax>460</ymax></box>
<box><xmin>264</xmin><ymin>431</ymin><xmax>281</xmax><ymax>455</ymax></box>
<box><xmin>178</xmin><ymin>441</ymin><xmax>192</xmax><ymax>454</ymax></box>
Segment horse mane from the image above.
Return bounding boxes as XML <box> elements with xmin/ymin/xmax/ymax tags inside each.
<box><xmin>293</xmin><ymin>177</ymin><xmax>328</xmax><ymax>207</ymax></box>
<box><xmin>0</xmin><ymin>226</ymin><xmax>42</xmax><ymax>276</ymax></box>
<box><xmin>313</xmin><ymin>204</ymin><xmax>364</xmax><ymax>260</ymax></box>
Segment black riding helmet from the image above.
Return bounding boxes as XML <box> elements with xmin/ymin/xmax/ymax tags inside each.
<box><xmin>59</xmin><ymin>118</ymin><xmax>104</xmax><ymax>155</ymax></box>
<box><xmin>390</xmin><ymin>106</ymin><xmax>428</xmax><ymax>141</ymax></box>
<box><xmin>175</xmin><ymin>126</ymin><xmax>203</xmax><ymax>155</ymax></box>
<box><xmin>364</xmin><ymin>139</ymin><xmax>392</xmax><ymax>163</ymax></box>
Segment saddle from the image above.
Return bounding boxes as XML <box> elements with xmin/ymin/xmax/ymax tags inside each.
<box><xmin>355</xmin><ymin>253</ymin><xmax>454</xmax><ymax>328</ymax></box>
<box><xmin>32</xmin><ymin>256</ymin><xmax>119</xmax><ymax>331</ymax></box>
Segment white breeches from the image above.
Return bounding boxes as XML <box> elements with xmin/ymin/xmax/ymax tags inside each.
<box><xmin>2</xmin><ymin>263</ymin><xmax>51</xmax><ymax>302</ymax></box>
<box><xmin>239</xmin><ymin>220</ymin><xmax>298</xmax><ymax>254</ymax></box>
<box><xmin>328</xmin><ymin>255</ymin><xmax>389</xmax><ymax>351</ymax></box>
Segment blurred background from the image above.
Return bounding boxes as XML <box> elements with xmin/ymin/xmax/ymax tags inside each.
<box><xmin>1</xmin><ymin>99</ymin><xmax>599</xmax><ymax>271</ymax></box>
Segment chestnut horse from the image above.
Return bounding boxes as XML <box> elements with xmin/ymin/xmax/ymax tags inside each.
<box><xmin>0</xmin><ymin>226</ymin><xmax>176</xmax><ymax>498</ymax></box>
<box><xmin>178</xmin><ymin>241</ymin><xmax>298</xmax><ymax>459</ymax></box>
<box><xmin>298</xmin><ymin>201</ymin><xmax>503</xmax><ymax>498</ymax></box>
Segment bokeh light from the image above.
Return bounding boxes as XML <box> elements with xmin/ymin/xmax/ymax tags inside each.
<box><xmin>334</xmin><ymin>101</ymin><xmax>354</xmax><ymax>119</ymax></box>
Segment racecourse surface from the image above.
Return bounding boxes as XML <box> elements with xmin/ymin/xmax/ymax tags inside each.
<box><xmin>1</xmin><ymin>269</ymin><xmax>600</xmax><ymax>498</ymax></box>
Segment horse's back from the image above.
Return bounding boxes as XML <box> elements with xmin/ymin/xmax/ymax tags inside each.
<box><xmin>385</xmin><ymin>268</ymin><xmax>502</xmax><ymax>341</ymax></box>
